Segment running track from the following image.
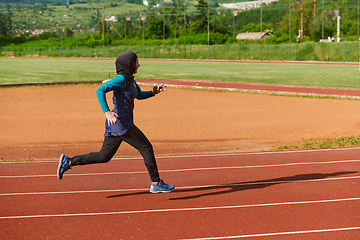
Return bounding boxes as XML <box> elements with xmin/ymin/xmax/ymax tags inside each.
<box><xmin>1</xmin><ymin>148</ymin><xmax>360</xmax><ymax>239</ymax></box>
<box><xmin>137</xmin><ymin>79</ymin><xmax>360</xmax><ymax>99</ymax></box>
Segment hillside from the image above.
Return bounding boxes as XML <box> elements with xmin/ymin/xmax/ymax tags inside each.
<box><xmin>1</xmin><ymin>0</ymin><xmax>360</xmax><ymax>45</ymax></box>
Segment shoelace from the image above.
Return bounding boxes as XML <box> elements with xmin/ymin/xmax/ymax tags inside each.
<box><xmin>159</xmin><ymin>180</ymin><xmax>169</xmax><ymax>186</ymax></box>
<box><xmin>62</xmin><ymin>161</ymin><xmax>71</xmax><ymax>170</ymax></box>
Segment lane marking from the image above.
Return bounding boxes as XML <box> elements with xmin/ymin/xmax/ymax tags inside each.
<box><xmin>1</xmin><ymin>175</ymin><xmax>359</xmax><ymax>196</ymax></box>
<box><xmin>0</xmin><ymin>197</ymin><xmax>359</xmax><ymax>219</ymax></box>
<box><xmin>1</xmin><ymin>147</ymin><xmax>360</xmax><ymax>164</ymax></box>
<box><xmin>179</xmin><ymin>227</ymin><xmax>360</xmax><ymax>239</ymax></box>
<box><xmin>1</xmin><ymin>159</ymin><xmax>360</xmax><ymax>178</ymax></box>
<box><xmin>139</xmin><ymin>82</ymin><xmax>360</xmax><ymax>99</ymax></box>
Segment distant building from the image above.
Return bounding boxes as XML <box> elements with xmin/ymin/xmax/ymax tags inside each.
<box><xmin>220</xmin><ymin>0</ymin><xmax>278</xmax><ymax>10</ymax></box>
<box><xmin>105</xmin><ymin>15</ymin><xmax>117</xmax><ymax>22</ymax></box>
<box><xmin>236</xmin><ymin>32</ymin><xmax>269</xmax><ymax>40</ymax></box>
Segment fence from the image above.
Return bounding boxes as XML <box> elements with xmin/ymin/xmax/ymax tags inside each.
<box><xmin>1</xmin><ymin>42</ymin><xmax>359</xmax><ymax>62</ymax></box>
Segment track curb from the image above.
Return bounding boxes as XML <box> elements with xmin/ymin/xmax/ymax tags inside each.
<box><xmin>2</xmin><ymin>79</ymin><xmax>360</xmax><ymax>99</ymax></box>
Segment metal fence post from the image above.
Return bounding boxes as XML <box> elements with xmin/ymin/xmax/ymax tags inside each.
<box><xmin>313</xmin><ymin>43</ymin><xmax>315</xmax><ymax>61</ymax></box>
<box><xmin>327</xmin><ymin>44</ymin><xmax>329</xmax><ymax>61</ymax></box>
<box><xmin>265</xmin><ymin>45</ymin><xmax>267</xmax><ymax>60</ymax></box>
<box><xmin>225</xmin><ymin>45</ymin><xmax>227</xmax><ymax>60</ymax></box>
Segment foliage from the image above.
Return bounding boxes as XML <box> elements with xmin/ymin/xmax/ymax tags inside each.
<box><xmin>146</xmin><ymin>17</ymin><xmax>170</xmax><ymax>39</ymax></box>
<box><xmin>1</xmin><ymin>0</ymin><xmax>360</xmax><ymax>47</ymax></box>
<box><xmin>190</xmin><ymin>0</ymin><xmax>210</xmax><ymax>34</ymax></box>
<box><xmin>0</xmin><ymin>13</ymin><xmax>12</xmax><ymax>37</ymax></box>
<box><xmin>277</xmin><ymin>136</ymin><xmax>360</xmax><ymax>150</ymax></box>
<box><xmin>177</xmin><ymin>32</ymin><xmax>228</xmax><ymax>45</ymax></box>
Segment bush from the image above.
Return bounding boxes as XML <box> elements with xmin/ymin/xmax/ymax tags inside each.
<box><xmin>264</xmin><ymin>35</ymin><xmax>278</xmax><ymax>44</ymax></box>
<box><xmin>177</xmin><ymin>32</ymin><xmax>228</xmax><ymax>45</ymax></box>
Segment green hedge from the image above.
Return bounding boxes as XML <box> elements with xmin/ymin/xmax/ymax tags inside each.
<box><xmin>1</xmin><ymin>42</ymin><xmax>359</xmax><ymax>62</ymax></box>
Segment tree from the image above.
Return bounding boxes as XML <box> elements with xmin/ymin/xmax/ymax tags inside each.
<box><xmin>64</xmin><ymin>27</ymin><xmax>73</xmax><ymax>37</ymax></box>
<box><xmin>190</xmin><ymin>0</ymin><xmax>209</xmax><ymax>34</ymax></box>
<box><xmin>146</xmin><ymin>17</ymin><xmax>170</xmax><ymax>39</ymax></box>
<box><xmin>0</xmin><ymin>13</ymin><xmax>13</xmax><ymax>37</ymax></box>
<box><xmin>111</xmin><ymin>16</ymin><xmax>136</xmax><ymax>39</ymax></box>
<box><xmin>211</xmin><ymin>14</ymin><xmax>229</xmax><ymax>35</ymax></box>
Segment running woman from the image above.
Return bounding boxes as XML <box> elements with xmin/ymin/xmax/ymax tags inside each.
<box><xmin>57</xmin><ymin>51</ymin><xmax>175</xmax><ymax>193</ymax></box>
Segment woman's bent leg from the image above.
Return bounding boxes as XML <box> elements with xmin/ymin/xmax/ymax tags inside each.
<box><xmin>70</xmin><ymin>136</ymin><xmax>122</xmax><ymax>166</ymax></box>
<box><xmin>121</xmin><ymin>126</ymin><xmax>160</xmax><ymax>182</ymax></box>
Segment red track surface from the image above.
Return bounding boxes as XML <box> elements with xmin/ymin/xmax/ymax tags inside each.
<box><xmin>138</xmin><ymin>79</ymin><xmax>360</xmax><ymax>99</ymax></box>
<box><xmin>1</xmin><ymin>148</ymin><xmax>360</xmax><ymax>239</ymax></box>
<box><xmin>1</xmin><ymin>59</ymin><xmax>360</xmax><ymax>238</ymax></box>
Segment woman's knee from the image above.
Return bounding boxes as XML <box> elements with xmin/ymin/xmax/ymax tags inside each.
<box><xmin>99</xmin><ymin>153</ymin><xmax>113</xmax><ymax>163</ymax></box>
<box><xmin>141</xmin><ymin>142</ymin><xmax>154</xmax><ymax>155</ymax></box>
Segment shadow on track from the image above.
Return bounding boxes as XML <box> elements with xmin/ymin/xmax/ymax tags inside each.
<box><xmin>106</xmin><ymin>171</ymin><xmax>357</xmax><ymax>200</ymax></box>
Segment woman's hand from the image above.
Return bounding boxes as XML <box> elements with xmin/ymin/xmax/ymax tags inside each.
<box><xmin>152</xmin><ymin>84</ymin><xmax>166</xmax><ymax>95</ymax></box>
<box><xmin>105</xmin><ymin>111</ymin><xmax>119</xmax><ymax>126</ymax></box>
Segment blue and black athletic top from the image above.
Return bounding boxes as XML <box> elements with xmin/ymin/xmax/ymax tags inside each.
<box><xmin>96</xmin><ymin>74</ymin><xmax>154</xmax><ymax>136</ymax></box>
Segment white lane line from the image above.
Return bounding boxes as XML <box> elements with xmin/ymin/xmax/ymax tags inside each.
<box><xmin>178</xmin><ymin>227</ymin><xmax>360</xmax><ymax>239</ymax></box>
<box><xmin>0</xmin><ymin>197</ymin><xmax>359</xmax><ymax>220</ymax></box>
<box><xmin>1</xmin><ymin>159</ymin><xmax>360</xmax><ymax>179</ymax></box>
<box><xmin>1</xmin><ymin>175</ymin><xmax>360</xmax><ymax>196</ymax></box>
<box><xmin>2</xmin><ymin>147</ymin><xmax>360</xmax><ymax>164</ymax></box>
<box><xmin>138</xmin><ymin>82</ymin><xmax>360</xmax><ymax>99</ymax></box>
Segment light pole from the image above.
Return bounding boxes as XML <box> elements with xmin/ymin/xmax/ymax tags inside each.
<box><xmin>142</xmin><ymin>16</ymin><xmax>145</xmax><ymax>51</ymax></box>
<box><xmin>357</xmin><ymin>0</ymin><xmax>360</xmax><ymax>72</ymax></box>
<box><xmin>163</xmin><ymin>1</ymin><xmax>165</xmax><ymax>58</ymax></box>
<box><xmin>207</xmin><ymin>0</ymin><xmax>210</xmax><ymax>59</ymax></box>
<box><xmin>260</xmin><ymin>0</ymin><xmax>262</xmax><ymax>61</ymax></box>
<box><xmin>233</xmin><ymin>6</ymin><xmax>236</xmax><ymax>60</ymax></box>
<box><xmin>184</xmin><ymin>0</ymin><xmax>186</xmax><ymax>58</ymax></box>
<box><xmin>123</xmin><ymin>0</ymin><xmax>127</xmax><ymax>46</ymax></box>
<box><xmin>289</xmin><ymin>0</ymin><xmax>291</xmax><ymax>60</ymax></box>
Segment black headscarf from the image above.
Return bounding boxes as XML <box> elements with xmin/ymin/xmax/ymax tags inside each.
<box><xmin>115</xmin><ymin>51</ymin><xmax>138</xmax><ymax>88</ymax></box>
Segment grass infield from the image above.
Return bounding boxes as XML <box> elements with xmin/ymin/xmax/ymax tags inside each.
<box><xmin>277</xmin><ymin>136</ymin><xmax>360</xmax><ymax>150</ymax></box>
<box><xmin>1</xmin><ymin>58</ymin><xmax>360</xmax><ymax>88</ymax></box>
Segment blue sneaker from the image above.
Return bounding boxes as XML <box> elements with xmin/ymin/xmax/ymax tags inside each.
<box><xmin>150</xmin><ymin>179</ymin><xmax>175</xmax><ymax>193</ymax></box>
<box><xmin>57</xmin><ymin>154</ymin><xmax>71</xmax><ymax>180</ymax></box>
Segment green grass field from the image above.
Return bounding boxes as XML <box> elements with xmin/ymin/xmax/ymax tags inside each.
<box><xmin>1</xmin><ymin>58</ymin><xmax>360</xmax><ymax>88</ymax></box>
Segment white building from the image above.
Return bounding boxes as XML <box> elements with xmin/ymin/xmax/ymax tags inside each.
<box><xmin>219</xmin><ymin>0</ymin><xmax>278</xmax><ymax>10</ymax></box>
<box><xmin>236</xmin><ymin>32</ymin><xmax>269</xmax><ymax>40</ymax></box>
<box><xmin>105</xmin><ymin>15</ymin><xmax>117</xmax><ymax>22</ymax></box>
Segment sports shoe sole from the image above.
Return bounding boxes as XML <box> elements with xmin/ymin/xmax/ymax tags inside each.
<box><xmin>57</xmin><ymin>154</ymin><xmax>65</xmax><ymax>180</ymax></box>
<box><xmin>150</xmin><ymin>187</ymin><xmax>175</xmax><ymax>193</ymax></box>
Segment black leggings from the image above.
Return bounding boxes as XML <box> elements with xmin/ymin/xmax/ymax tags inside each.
<box><xmin>70</xmin><ymin>126</ymin><xmax>160</xmax><ymax>182</ymax></box>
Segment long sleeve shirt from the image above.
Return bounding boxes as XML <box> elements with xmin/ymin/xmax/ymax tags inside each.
<box><xmin>96</xmin><ymin>74</ymin><xmax>154</xmax><ymax>136</ymax></box>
